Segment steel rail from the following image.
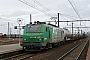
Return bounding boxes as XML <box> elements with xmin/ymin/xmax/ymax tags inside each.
<box><xmin>20</xmin><ymin>54</ymin><xmax>37</xmax><ymax>60</ymax></box>
<box><xmin>2</xmin><ymin>52</ymin><xmax>28</xmax><ymax>60</ymax></box>
<box><xmin>76</xmin><ymin>39</ymin><xmax>89</xmax><ymax>60</ymax></box>
<box><xmin>2</xmin><ymin>51</ymin><xmax>39</xmax><ymax>60</ymax></box>
<box><xmin>57</xmin><ymin>41</ymin><xmax>83</xmax><ymax>60</ymax></box>
<box><xmin>0</xmin><ymin>49</ymin><xmax>23</xmax><ymax>59</ymax></box>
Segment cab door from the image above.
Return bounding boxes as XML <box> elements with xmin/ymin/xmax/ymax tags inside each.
<box><xmin>46</xmin><ymin>27</ymin><xmax>50</xmax><ymax>40</ymax></box>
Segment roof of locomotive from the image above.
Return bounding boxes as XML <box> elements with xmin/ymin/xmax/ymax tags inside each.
<box><xmin>26</xmin><ymin>23</ymin><xmax>69</xmax><ymax>32</ymax></box>
<box><xmin>27</xmin><ymin>21</ymin><xmax>59</xmax><ymax>28</ymax></box>
<box><xmin>26</xmin><ymin>23</ymin><xmax>58</xmax><ymax>28</ymax></box>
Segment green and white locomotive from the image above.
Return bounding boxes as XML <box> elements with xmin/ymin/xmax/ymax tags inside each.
<box><xmin>20</xmin><ymin>22</ymin><xmax>70</xmax><ymax>50</ymax></box>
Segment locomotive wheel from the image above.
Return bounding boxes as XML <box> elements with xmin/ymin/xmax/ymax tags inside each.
<box><xmin>22</xmin><ymin>47</ymin><xmax>25</xmax><ymax>50</ymax></box>
<box><xmin>60</xmin><ymin>41</ymin><xmax>64</xmax><ymax>46</ymax></box>
<box><xmin>45</xmin><ymin>43</ymin><xmax>52</xmax><ymax>49</ymax></box>
<box><xmin>49</xmin><ymin>44</ymin><xmax>52</xmax><ymax>49</ymax></box>
<box><xmin>57</xmin><ymin>42</ymin><xmax>61</xmax><ymax>46</ymax></box>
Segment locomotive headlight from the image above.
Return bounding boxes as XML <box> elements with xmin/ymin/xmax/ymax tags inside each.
<box><xmin>39</xmin><ymin>39</ymin><xmax>41</xmax><ymax>40</ymax></box>
<box><xmin>24</xmin><ymin>39</ymin><xmax>27</xmax><ymax>40</ymax></box>
<box><xmin>44</xmin><ymin>38</ymin><xmax>47</xmax><ymax>40</ymax></box>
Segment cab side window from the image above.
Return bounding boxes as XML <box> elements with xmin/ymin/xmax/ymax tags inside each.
<box><xmin>46</xmin><ymin>27</ymin><xmax>49</xmax><ymax>32</ymax></box>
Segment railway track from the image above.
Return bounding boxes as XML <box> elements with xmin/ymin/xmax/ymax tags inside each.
<box><xmin>1</xmin><ymin>42</ymin><xmax>73</xmax><ymax>60</ymax></box>
<box><xmin>2</xmin><ymin>50</ymin><xmax>53</xmax><ymax>60</ymax></box>
<box><xmin>28</xmin><ymin>37</ymin><xmax>89</xmax><ymax>60</ymax></box>
<box><xmin>0</xmin><ymin>49</ymin><xmax>24</xmax><ymax>59</ymax></box>
<box><xmin>1</xmin><ymin>49</ymin><xmax>44</xmax><ymax>60</ymax></box>
<box><xmin>57</xmin><ymin>38</ymin><xmax>89</xmax><ymax>60</ymax></box>
<box><xmin>1</xmin><ymin>37</ymin><xmax>89</xmax><ymax>60</ymax></box>
<box><xmin>2</xmin><ymin>52</ymin><xmax>37</xmax><ymax>60</ymax></box>
<box><xmin>23</xmin><ymin>39</ymin><xmax>84</xmax><ymax>60</ymax></box>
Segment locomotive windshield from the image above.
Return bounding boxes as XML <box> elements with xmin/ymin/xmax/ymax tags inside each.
<box><xmin>26</xmin><ymin>24</ymin><xmax>41</xmax><ymax>33</ymax></box>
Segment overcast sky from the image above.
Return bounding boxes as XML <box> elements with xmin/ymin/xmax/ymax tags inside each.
<box><xmin>0</xmin><ymin>0</ymin><xmax>90</xmax><ymax>34</ymax></box>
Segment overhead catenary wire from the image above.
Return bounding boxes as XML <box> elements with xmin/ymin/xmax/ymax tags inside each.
<box><xmin>18</xmin><ymin>0</ymin><xmax>57</xmax><ymax>17</ymax></box>
<box><xmin>33</xmin><ymin>0</ymin><xmax>80</xmax><ymax>20</ymax></box>
<box><xmin>71</xmin><ymin>0</ymin><xmax>86</xmax><ymax>27</ymax></box>
<box><xmin>60</xmin><ymin>14</ymin><xmax>77</xmax><ymax>20</ymax></box>
<box><xmin>33</xmin><ymin>0</ymin><xmax>56</xmax><ymax>16</ymax></box>
<box><xmin>18</xmin><ymin>0</ymin><xmax>79</xmax><ymax>20</ymax></box>
<box><xmin>60</xmin><ymin>15</ymin><xmax>69</xmax><ymax>26</ymax></box>
<box><xmin>72</xmin><ymin>0</ymin><xmax>86</xmax><ymax>26</ymax></box>
<box><xmin>67</xmin><ymin>0</ymin><xmax>81</xmax><ymax>25</ymax></box>
<box><xmin>71</xmin><ymin>0</ymin><xmax>79</xmax><ymax>16</ymax></box>
<box><xmin>67</xmin><ymin>0</ymin><xmax>82</xmax><ymax>19</ymax></box>
<box><xmin>18</xmin><ymin>0</ymin><xmax>78</xmax><ymax>28</ymax></box>
<box><xmin>18</xmin><ymin>0</ymin><xmax>89</xmax><ymax>32</ymax></box>
<box><xmin>67</xmin><ymin>0</ymin><xmax>88</xmax><ymax>31</ymax></box>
